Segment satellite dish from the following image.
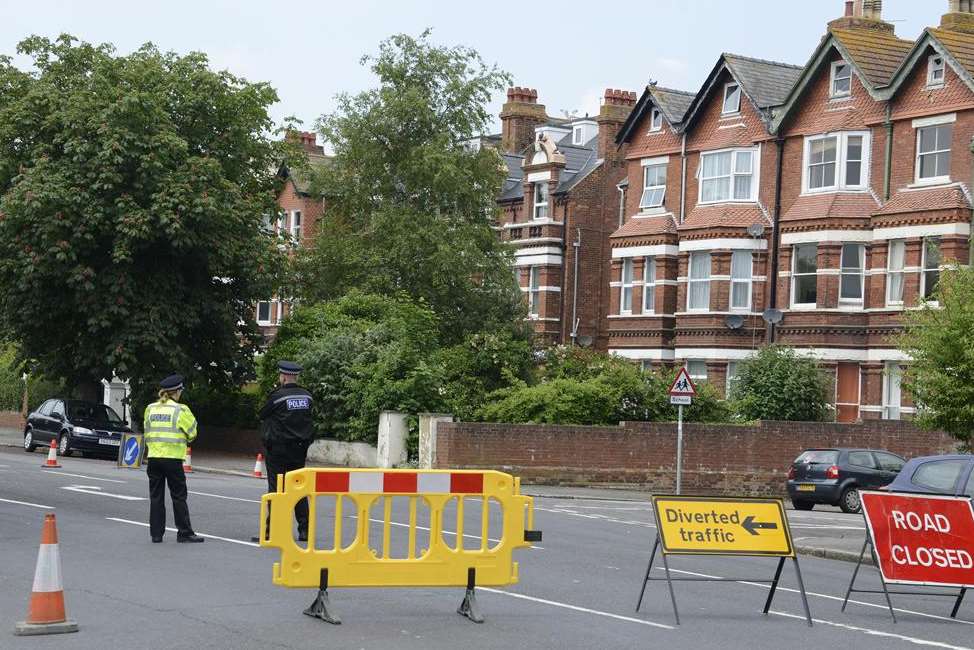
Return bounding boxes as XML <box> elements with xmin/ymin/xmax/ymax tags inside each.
<box><xmin>747</xmin><ymin>223</ymin><xmax>765</xmax><ymax>238</ymax></box>
<box><xmin>725</xmin><ymin>314</ymin><xmax>745</xmax><ymax>330</ymax></box>
<box><xmin>762</xmin><ymin>308</ymin><xmax>784</xmax><ymax>325</ymax></box>
<box><xmin>578</xmin><ymin>335</ymin><xmax>594</xmax><ymax>348</ymax></box>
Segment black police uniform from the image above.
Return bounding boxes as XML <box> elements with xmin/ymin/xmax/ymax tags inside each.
<box><xmin>259</xmin><ymin>366</ymin><xmax>314</xmax><ymax>539</ymax></box>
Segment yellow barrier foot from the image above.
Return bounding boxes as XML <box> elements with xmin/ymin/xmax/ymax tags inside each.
<box><xmin>303</xmin><ymin>569</ymin><xmax>341</xmax><ymax>625</ymax></box>
<box><xmin>457</xmin><ymin>568</ymin><xmax>485</xmax><ymax>624</ymax></box>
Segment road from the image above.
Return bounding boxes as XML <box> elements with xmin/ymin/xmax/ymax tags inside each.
<box><xmin>1</xmin><ymin>446</ymin><xmax>971</xmax><ymax>650</ymax></box>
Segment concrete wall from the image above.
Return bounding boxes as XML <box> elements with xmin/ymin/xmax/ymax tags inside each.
<box><xmin>0</xmin><ymin>410</ymin><xmax>24</xmax><ymax>430</ymax></box>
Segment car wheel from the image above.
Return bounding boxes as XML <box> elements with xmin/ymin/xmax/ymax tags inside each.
<box><xmin>58</xmin><ymin>433</ymin><xmax>73</xmax><ymax>458</ymax></box>
<box><xmin>791</xmin><ymin>499</ymin><xmax>814</xmax><ymax>511</ymax></box>
<box><xmin>840</xmin><ymin>486</ymin><xmax>861</xmax><ymax>514</ymax></box>
<box><xmin>23</xmin><ymin>428</ymin><xmax>37</xmax><ymax>453</ymax></box>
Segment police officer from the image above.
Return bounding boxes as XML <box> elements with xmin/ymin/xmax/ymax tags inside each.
<box><xmin>253</xmin><ymin>361</ymin><xmax>314</xmax><ymax>543</ymax></box>
<box><xmin>143</xmin><ymin>374</ymin><xmax>204</xmax><ymax>544</ymax></box>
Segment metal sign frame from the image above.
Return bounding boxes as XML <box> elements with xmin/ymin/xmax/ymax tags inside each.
<box><xmin>636</xmin><ymin>496</ymin><xmax>812</xmax><ymax>627</ymax></box>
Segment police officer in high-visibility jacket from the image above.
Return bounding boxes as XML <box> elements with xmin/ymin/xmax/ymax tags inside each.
<box><xmin>253</xmin><ymin>360</ymin><xmax>314</xmax><ymax>543</ymax></box>
<box><xmin>143</xmin><ymin>374</ymin><xmax>204</xmax><ymax>544</ymax></box>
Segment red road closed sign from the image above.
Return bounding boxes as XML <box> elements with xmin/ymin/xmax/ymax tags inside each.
<box><xmin>861</xmin><ymin>491</ymin><xmax>974</xmax><ymax>587</ymax></box>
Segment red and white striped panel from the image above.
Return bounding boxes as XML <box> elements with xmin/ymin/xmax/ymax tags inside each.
<box><xmin>315</xmin><ymin>471</ymin><xmax>484</xmax><ymax>495</ymax></box>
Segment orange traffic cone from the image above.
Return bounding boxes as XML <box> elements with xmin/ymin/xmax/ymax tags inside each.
<box><xmin>41</xmin><ymin>441</ymin><xmax>61</xmax><ymax>469</ymax></box>
<box><xmin>14</xmin><ymin>513</ymin><xmax>79</xmax><ymax>636</ymax></box>
<box><xmin>253</xmin><ymin>453</ymin><xmax>265</xmax><ymax>479</ymax></box>
<box><xmin>183</xmin><ymin>447</ymin><xmax>193</xmax><ymax>473</ymax></box>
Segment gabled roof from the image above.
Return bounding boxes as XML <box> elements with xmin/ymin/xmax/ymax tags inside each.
<box><xmin>498</xmin><ymin>153</ymin><xmax>525</xmax><ymax>202</ymax></box>
<box><xmin>884</xmin><ymin>27</ymin><xmax>974</xmax><ymax>95</ymax></box>
<box><xmin>281</xmin><ymin>152</ymin><xmax>331</xmax><ymax>195</ymax></box>
<box><xmin>615</xmin><ymin>84</ymin><xmax>695</xmax><ymax>144</ymax></box>
<box><xmin>681</xmin><ymin>53</ymin><xmax>802</xmax><ymax>132</ymax></box>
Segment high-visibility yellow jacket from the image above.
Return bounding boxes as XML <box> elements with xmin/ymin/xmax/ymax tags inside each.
<box><xmin>143</xmin><ymin>399</ymin><xmax>198</xmax><ymax>459</ymax></box>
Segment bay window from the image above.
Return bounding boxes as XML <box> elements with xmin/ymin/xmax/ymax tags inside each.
<box><xmin>804</xmin><ymin>132</ymin><xmax>868</xmax><ymax>192</ymax></box>
<box><xmin>621</xmin><ymin>258</ymin><xmax>634</xmax><ymax>314</ymax></box>
<box><xmin>839</xmin><ymin>243</ymin><xmax>865</xmax><ymax>305</ymax></box>
<box><xmin>643</xmin><ymin>256</ymin><xmax>656</xmax><ymax>313</ymax></box>
<box><xmin>533</xmin><ymin>182</ymin><xmax>549</xmax><ymax>220</ymax></box>
<box><xmin>687</xmin><ymin>252</ymin><xmax>711</xmax><ymax>311</ymax></box>
<box><xmin>699</xmin><ymin>149</ymin><xmax>757</xmax><ymax>203</ymax></box>
<box><xmin>730</xmin><ymin>250</ymin><xmax>752</xmax><ymax>311</ymax></box>
<box><xmin>886</xmin><ymin>240</ymin><xmax>905</xmax><ymax>305</ymax></box>
<box><xmin>686</xmin><ymin>360</ymin><xmax>708</xmax><ymax>382</ymax></box>
<box><xmin>791</xmin><ymin>243</ymin><xmax>817</xmax><ymax>307</ymax></box>
<box><xmin>882</xmin><ymin>362</ymin><xmax>903</xmax><ymax>421</ymax></box>
<box><xmin>528</xmin><ymin>267</ymin><xmax>541</xmax><ymax>316</ymax></box>
<box><xmin>921</xmin><ymin>237</ymin><xmax>941</xmax><ymax>300</ymax></box>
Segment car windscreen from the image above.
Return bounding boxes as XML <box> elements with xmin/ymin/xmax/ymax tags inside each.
<box><xmin>794</xmin><ymin>450</ymin><xmax>838</xmax><ymax>465</ymax></box>
<box><xmin>67</xmin><ymin>402</ymin><xmax>123</xmax><ymax>424</ymax></box>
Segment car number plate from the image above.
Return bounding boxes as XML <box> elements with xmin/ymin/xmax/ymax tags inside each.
<box><xmin>797</xmin><ymin>484</ymin><xmax>816</xmax><ymax>492</ymax></box>
<box><xmin>99</xmin><ymin>438</ymin><xmax>120</xmax><ymax>446</ymax></box>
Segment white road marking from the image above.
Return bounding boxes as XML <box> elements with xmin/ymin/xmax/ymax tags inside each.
<box><xmin>480</xmin><ymin>587</ymin><xmax>674</xmax><ymax>630</ymax></box>
<box><xmin>188</xmin><ymin>490</ymin><xmax>260</xmax><ymax>503</ymax></box>
<box><xmin>361</xmin><ymin>516</ymin><xmax>545</xmax><ymax>550</ymax></box>
<box><xmin>62</xmin><ymin>485</ymin><xmax>145</xmax><ymax>501</ymax></box>
<box><xmin>43</xmin><ymin>470</ymin><xmax>126</xmax><ymax>484</ymax></box>
<box><xmin>770</xmin><ymin>610</ymin><xmax>972</xmax><ymax>650</ymax></box>
<box><xmin>0</xmin><ymin>497</ymin><xmax>54</xmax><ymax>509</ymax></box>
<box><xmin>106</xmin><ymin>518</ymin><xmax>259</xmax><ymax>547</ymax></box>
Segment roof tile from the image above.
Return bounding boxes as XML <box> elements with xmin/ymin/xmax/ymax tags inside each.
<box><xmin>781</xmin><ymin>193</ymin><xmax>881</xmax><ymax>222</ymax></box>
<box><xmin>679</xmin><ymin>204</ymin><xmax>769</xmax><ymax>231</ymax></box>
<box><xmin>873</xmin><ymin>185</ymin><xmax>970</xmax><ymax>216</ymax></box>
<box><xmin>830</xmin><ymin>28</ymin><xmax>913</xmax><ymax>87</ymax></box>
<box><xmin>610</xmin><ymin>215</ymin><xmax>676</xmax><ymax>239</ymax></box>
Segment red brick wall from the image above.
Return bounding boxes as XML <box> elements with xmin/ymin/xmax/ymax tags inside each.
<box><xmin>436</xmin><ymin>419</ymin><xmax>956</xmax><ymax>495</ymax></box>
<box><xmin>0</xmin><ymin>411</ymin><xmax>24</xmax><ymax>430</ymax></box>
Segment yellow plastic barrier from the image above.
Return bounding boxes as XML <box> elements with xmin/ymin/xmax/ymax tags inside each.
<box><xmin>258</xmin><ymin>468</ymin><xmax>541</xmax><ymax>624</ymax></box>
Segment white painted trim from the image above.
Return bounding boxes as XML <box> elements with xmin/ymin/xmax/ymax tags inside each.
<box><xmin>781</xmin><ymin>230</ymin><xmax>873</xmax><ymax>244</ymax></box>
<box><xmin>526</xmin><ymin>171</ymin><xmax>551</xmax><ymax>183</ymax></box>
<box><xmin>514</xmin><ymin>246</ymin><xmax>562</xmax><ymax>257</ymax></box>
<box><xmin>502</xmin><ymin>219</ymin><xmax>562</xmax><ymax>230</ymax></box>
<box><xmin>875</xmin><ymin>222</ymin><xmax>969</xmax><ymax>240</ymax></box>
<box><xmin>674</xmin><ymin>310</ymin><xmax>761</xmax><ymax>317</ymax></box>
<box><xmin>641</xmin><ymin>155</ymin><xmax>670</xmax><ymax>166</ymax></box>
<box><xmin>674</xmin><ymin>348</ymin><xmax>757</xmax><ymax>361</ymax></box>
<box><xmin>610</xmin><ymin>348</ymin><xmax>676</xmax><ymax>361</ymax></box>
<box><xmin>679</xmin><ymin>238</ymin><xmax>767</xmax><ymax>251</ymax></box>
<box><xmin>607</xmin><ymin>313</ymin><xmax>676</xmax><ymax>319</ymax></box>
<box><xmin>796</xmin><ymin>348</ymin><xmax>913</xmax><ymax>362</ymax></box>
<box><xmin>612</xmin><ymin>245</ymin><xmax>679</xmax><ymax>259</ymax></box>
<box><xmin>514</xmin><ymin>254</ymin><xmax>562</xmax><ymax>267</ymax></box>
<box><xmin>912</xmin><ymin>113</ymin><xmax>956</xmax><ymax>128</ymax></box>
<box><xmin>519</xmin><ymin>286</ymin><xmax>561</xmax><ymax>293</ymax></box>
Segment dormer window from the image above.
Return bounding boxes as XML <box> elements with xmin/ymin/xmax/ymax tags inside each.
<box><xmin>533</xmin><ymin>182</ymin><xmax>549</xmax><ymax>220</ymax></box>
<box><xmin>572</xmin><ymin>126</ymin><xmax>584</xmax><ymax>144</ymax></box>
<box><xmin>531</xmin><ymin>149</ymin><xmax>548</xmax><ymax>165</ymax></box>
<box><xmin>830</xmin><ymin>61</ymin><xmax>852</xmax><ymax>98</ymax></box>
<box><xmin>649</xmin><ymin>108</ymin><xmax>663</xmax><ymax>132</ymax></box>
<box><xmin>927</xmin><ymin>55</ymin><xmax>945</xmax><ymax>87</ymax></box>
<box><xmin>722</xmin><ymin>82</ymin><xmax>741</xmax><ymax>114</ymax></box>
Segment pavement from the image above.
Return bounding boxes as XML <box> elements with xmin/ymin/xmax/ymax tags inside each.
<box><xmin>2</xmin><ymin>446</ymin><xmax>973</xmax><ymax>649</ymax></box>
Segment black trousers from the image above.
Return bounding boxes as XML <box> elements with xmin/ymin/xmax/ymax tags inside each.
<box><xmin>265</xmin><ymin>454</ymin><xmax>308</xmax><ymax>535</ymax></box>
<box><xmin>147</xmin><ymin>458</ymin><xmax>194</xmax><ymax>539</ymax></box>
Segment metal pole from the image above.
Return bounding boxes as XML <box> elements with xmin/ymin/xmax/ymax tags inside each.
<box><xmin>676</xmin><ymin>404</ymin><xmax>683</xmax><ymax>495</ymax></box>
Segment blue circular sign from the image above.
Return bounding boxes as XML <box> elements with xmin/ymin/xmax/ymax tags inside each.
<box><xmin>123</xmin><ymin>437</ymin><xmax>141</xmax><ymax>466</ymax></box>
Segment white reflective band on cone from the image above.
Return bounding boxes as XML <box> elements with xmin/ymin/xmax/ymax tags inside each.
<box><xmin>31</xmin><ymin>544</ymin><xmax>63</xmax><ymax>593</ymax></box>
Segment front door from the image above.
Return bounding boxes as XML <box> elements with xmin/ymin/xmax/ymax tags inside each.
<box><xmin>835</xmin><ymin>362</ymin><xmax>860</xmax><ymax>423</ymax></box>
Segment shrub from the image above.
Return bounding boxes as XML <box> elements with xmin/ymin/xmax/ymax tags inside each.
<box><xmin>729</xmin><ymin>345</ymin><xmax>832</xmax><ymax>422</ymax></box>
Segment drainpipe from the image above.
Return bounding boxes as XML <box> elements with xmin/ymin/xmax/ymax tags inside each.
<box><xmin>617</xmin><ymin>184</ymin><xmax>626</xmax><ymax>228</ymax></box>
<box><xmin>570</xmin><ymin>227</ymin><xmax>581</xmax><ymax>344</ymax></box>
<box><xmin>768</xmin><ymin>136</ymin><xmax>785</xmax><ymax>343</ymax></box>
<box><xmin>883</xmin><ymin>103</ymin><xmax>893</xmax><ymax>201</ymax></box>
<box><xmin>679</xmin><ymin>134</ymin><xmax>687</xmax><ymax>223</ymax></box>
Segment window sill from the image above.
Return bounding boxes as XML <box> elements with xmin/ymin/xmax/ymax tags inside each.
<box><xmin>924</xmin><ymin>83</ymin><xmax>945</xmax><ymax>91</ymax></box>
<box><xmin>636</xmin><ymin>207</ymin><xmax>667</xmax><ymax>216</ymax></box>
<box><xmin>719</xmin><ymin>111</ymin><xmax>741</xmax><ymax>119</ymax></box>
<box><xmin>696</xmin><ymin>199</ymin><xmax>757</xmax><ymax>206</ymax></box>
<box><xmin>800</xmin><ymin>187</ymin><xmax>869</xmax><ymax>196</ymax></box>
<box><xmin>908</xmin><ymin>177</ymin><xmax>952</xmax><ymax>189</ymax></box>
<box><xmin>789</xmin><ymin>304</ymin><xmax>817</xmax><ymax>311</ymax></box>
<box><xmin>828</xmin><ymin>94</ymin><xmax>852</xmax><ymax>102</ymax></box>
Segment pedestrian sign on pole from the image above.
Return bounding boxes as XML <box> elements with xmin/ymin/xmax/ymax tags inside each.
<box><xmin>668</xmin><ymin>368</ymin><xmax>697</xmax><ymax>397</ymax></box>
<box><xmin>636</xmin><ymin>495</ymin><xmax>812</xmax><ymax>627</ymax></box>
<box><xmin>117</xmin><ymin>433</ymin><xmax>144</xmax><ymax>469</ymax></box>
<box><xmin>668</xmin><ymin>367</ymin><xmax>697</xmax><ymax>494</ymax></box>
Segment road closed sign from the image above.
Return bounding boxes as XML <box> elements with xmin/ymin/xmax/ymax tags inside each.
<box><xmin>860</xmin><ymin>491</ymin><xmax>974</xmax><ymax>588</ymax></box>
<box><xmin>652</xmin><ymin>496</ymin><xmax>794</xmax><ymax>557</ymax></box>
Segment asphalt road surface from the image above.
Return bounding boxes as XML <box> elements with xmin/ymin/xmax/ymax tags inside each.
<box><xmin>1</xmin><ymin>447</ymin><xmax>971</xmax><ymax>650</ymax></box>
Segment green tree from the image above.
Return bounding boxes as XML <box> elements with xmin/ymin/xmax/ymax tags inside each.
<box><xmin>0</xmin><ymin>35</ymin><xmax>289</xmax><ymax>401</ymax></box>
<box><xmin>293</xmin><ymin>31</ymin><xmax>524</xmax><ymax>344</ymax></box>
<box><xmin>729</xmin><ymin>345</ymin><xmax>832</xmax><ymax>422</ymax></box>
<box><xmin>898</xmin><ymin>265</ymin><xmax>974</xmax><ymax>448</ymax></box>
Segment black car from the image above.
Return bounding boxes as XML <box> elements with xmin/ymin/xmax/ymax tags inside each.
<box><xmin>786</xmin><ymin>448</ymin><xmax>906</xmax><ymax>513</ymax></box>
<box><xmin>884</xmin><ymin>454</ymin><xmax>974</xmax><ymax>497</ymax></box>
<box><xmin>24</xmin><ymin>399</ymin><xmax>131</xmax><ymax>459</ymax></box>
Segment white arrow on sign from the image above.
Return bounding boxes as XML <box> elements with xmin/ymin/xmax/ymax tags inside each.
<box><xmin>61</xmin><ymin>485</ymin><xmax>146</xmax><ymax>501</ymax></box>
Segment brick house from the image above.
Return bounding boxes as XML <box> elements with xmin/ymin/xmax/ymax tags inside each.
<box><xmin>493</xmin><ymin>87</ymin><xmax>635</xmax><ymax>348</ymax></box>
<box><xmin>256</xmin><ymin>131</ymin><xmax>329</xmax><ymax>340</ymax></box>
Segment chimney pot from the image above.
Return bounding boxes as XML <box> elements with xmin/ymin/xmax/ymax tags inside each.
<box><xmin>845</xmin><ymin>1</ymin><xmax>853</xmax><ymax>16</ymax></box>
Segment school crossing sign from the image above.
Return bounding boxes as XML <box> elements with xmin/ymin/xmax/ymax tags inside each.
<box><xmin>668</xmin><ymin>368</ymin><xmax>696</xmax><ymax>406</ymax></box>
<box><xmin>652</xmin><ymin>495</ymin><xmax>795</xmax><ymax>557</ymax></box>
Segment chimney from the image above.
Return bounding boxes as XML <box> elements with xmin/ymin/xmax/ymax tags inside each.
<box><xmin>941</xmin><ymin>0</ymin><xmax>974</xmax><ymax>34</ymax></box>
<box><xmin>829</xmin><ymin>0</ymin><xmax>893</xmax><ymax>33</ymax></box>
<box><xmin>596</xmin><ymin>89</ymin><xmax>637</xmax><ymax>159</ymax></box>
<box><xmin>286</xmin><ymin>130</ymin><xmax>325</xmax><ymax>155</ymax></box>
<box><xmin>500</xmin><ymin>87</ymin><xmax>548</xmax><ymax>154</ymax></box>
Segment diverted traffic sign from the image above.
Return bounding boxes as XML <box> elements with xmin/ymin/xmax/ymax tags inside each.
<box><xmin>652</xmin><ymin>495</ymin><xmax>794</xmax><ymax>557</ymax></box>
<box><xmin>860</xmin><ymin>491</ymin><xmax>974</xmax><ymax>588</ymax></box>
<box><xmin>668</xmin><ymin>368</ymin><xmax>697</xmax><ymax>397</ymax></box>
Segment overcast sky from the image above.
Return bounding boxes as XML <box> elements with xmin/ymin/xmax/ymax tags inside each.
<box><xmin>0</xmin><ymin>0</ymin><xmax>943</xmax><ymax>135</ymax></box>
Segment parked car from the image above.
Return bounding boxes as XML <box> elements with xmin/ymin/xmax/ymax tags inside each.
<box><xmin>884</xmin><ymin>454</ymin><xmax>974</xmax><ymax>497</ymax></box>
<box><xmin>786</xmin><ymin>448</ymin><xmax>906</xmax><ymax>513</ymax></box>
<box><xmin>24</xmin><ymin>399</ymin><xmax>131</xmax><ymax>459</ymax></box>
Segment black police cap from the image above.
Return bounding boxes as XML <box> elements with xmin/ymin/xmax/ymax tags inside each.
<box><xmin>160</xmin><ymin>374</ymin><xmax>185</xmax><ymax>391</ymax></box>
<box><xmin>278</xmin><ymin>360</ymin><xmax>302</xmax><ymax>375</ymax></box>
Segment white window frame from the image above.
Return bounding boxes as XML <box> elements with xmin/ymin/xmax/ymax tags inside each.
<box><xmin>882</xmin><ymin>362</ymin><xmax>903</xmax><ymax>421</ymax></box>
<box><xmin>722</xmin><ymin>82</ymin><xmax>741</xmax><ymax>115</ymax></box>
<box><xmin>533</xmin><ymin>182</ymin><xmax>549</xmax><ymax>220</ymax></box>
<box><xmin>802</xmin><ymin>132</ymin><xmax>869</xmax><ymax>193</ymax></box>
<box><xmin>791</xmin><ymin>243</ymin><xmax>818</xmax><ymax>309</ymax></box>
<box><xmin>927</xmin><ymin>54</ymin><xmax>946</xmax><ymax>88</ymax></box>
<box><xmin>921</xmin><ymin>237</ymin><xmax>941</xmax><ymax>301</ymax></box>
<box><xmin>830</xmin><ymin>60</ymin><xmax>852</xmax><ymax>98</ymax></box>
<box><xmin>256</xmin><ymin>301</ymin><xmax>272</xmax><ymax>325</ymax></box>
<box><xmin>649</xmin><ymin>108</ymin><xmax>663</xmax><ymax>132</ymax></box>
<box><xmin>730</xmin><ymin>250</ymin><xmax>753</xmax><ymax>311</ymax></box>
<box><xmin>643</xmin><ymin>256</ymin><xmax>656</xmax><ymax>313</ymax></box>
<box><xmin>572</xmin><ymin>126</ymin><xmax>584</xmax><ymax>144</ymax></box>
<box><xmin>886</xmin><ymin>239</ymin><xmax>905</xmax><ymax>306</ymax></box>
<box><xmin>528</xmin><ymin>267</ymin><xmax>541</xmax><ymax>316</ymax></box>
<box><xmin>274</xmin><ymin>300</ymin><xmax>284</xmax><ymax>325</ymax></box>
<box><xmin>915</xmin><ymin>122</ymin><xmax>953</xmax><ymax>184</ymax></box>
<box><xmin>686</xmin><ymin>359</ymin><xmax>708</xmax><ymax>382</ymax></box>
<box><xmin>839</xmin><ymin>243</ymin><xmax>866</xmax><ymax>306</ymax></box>
<box><xmin>726</xmin><ymin>361</ymin><xmax>740</xmax><ymax>398</ymax></box>
<box><xmin>620</xmin><ymin>258</ymin><xmax>634</xmax><ymax>315</ymax></box>
<box><xmin>698</xmin><ymin>148</ymin><xmax>759</xmax><ymax>204</ymax></box>
<box><xmin>687</xmin><ymin>252</ymin><xmax>711</xmax><ymax>312</ymax></box>
<box><xmin>639</xmin><ymin>161</ymin><xmax>667</xmax><ymax>210</ymax></box>
<box><xmin>291</xmin><ymin>210</ymin><xmax>302</xmax><ymax>244</ymax></box>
